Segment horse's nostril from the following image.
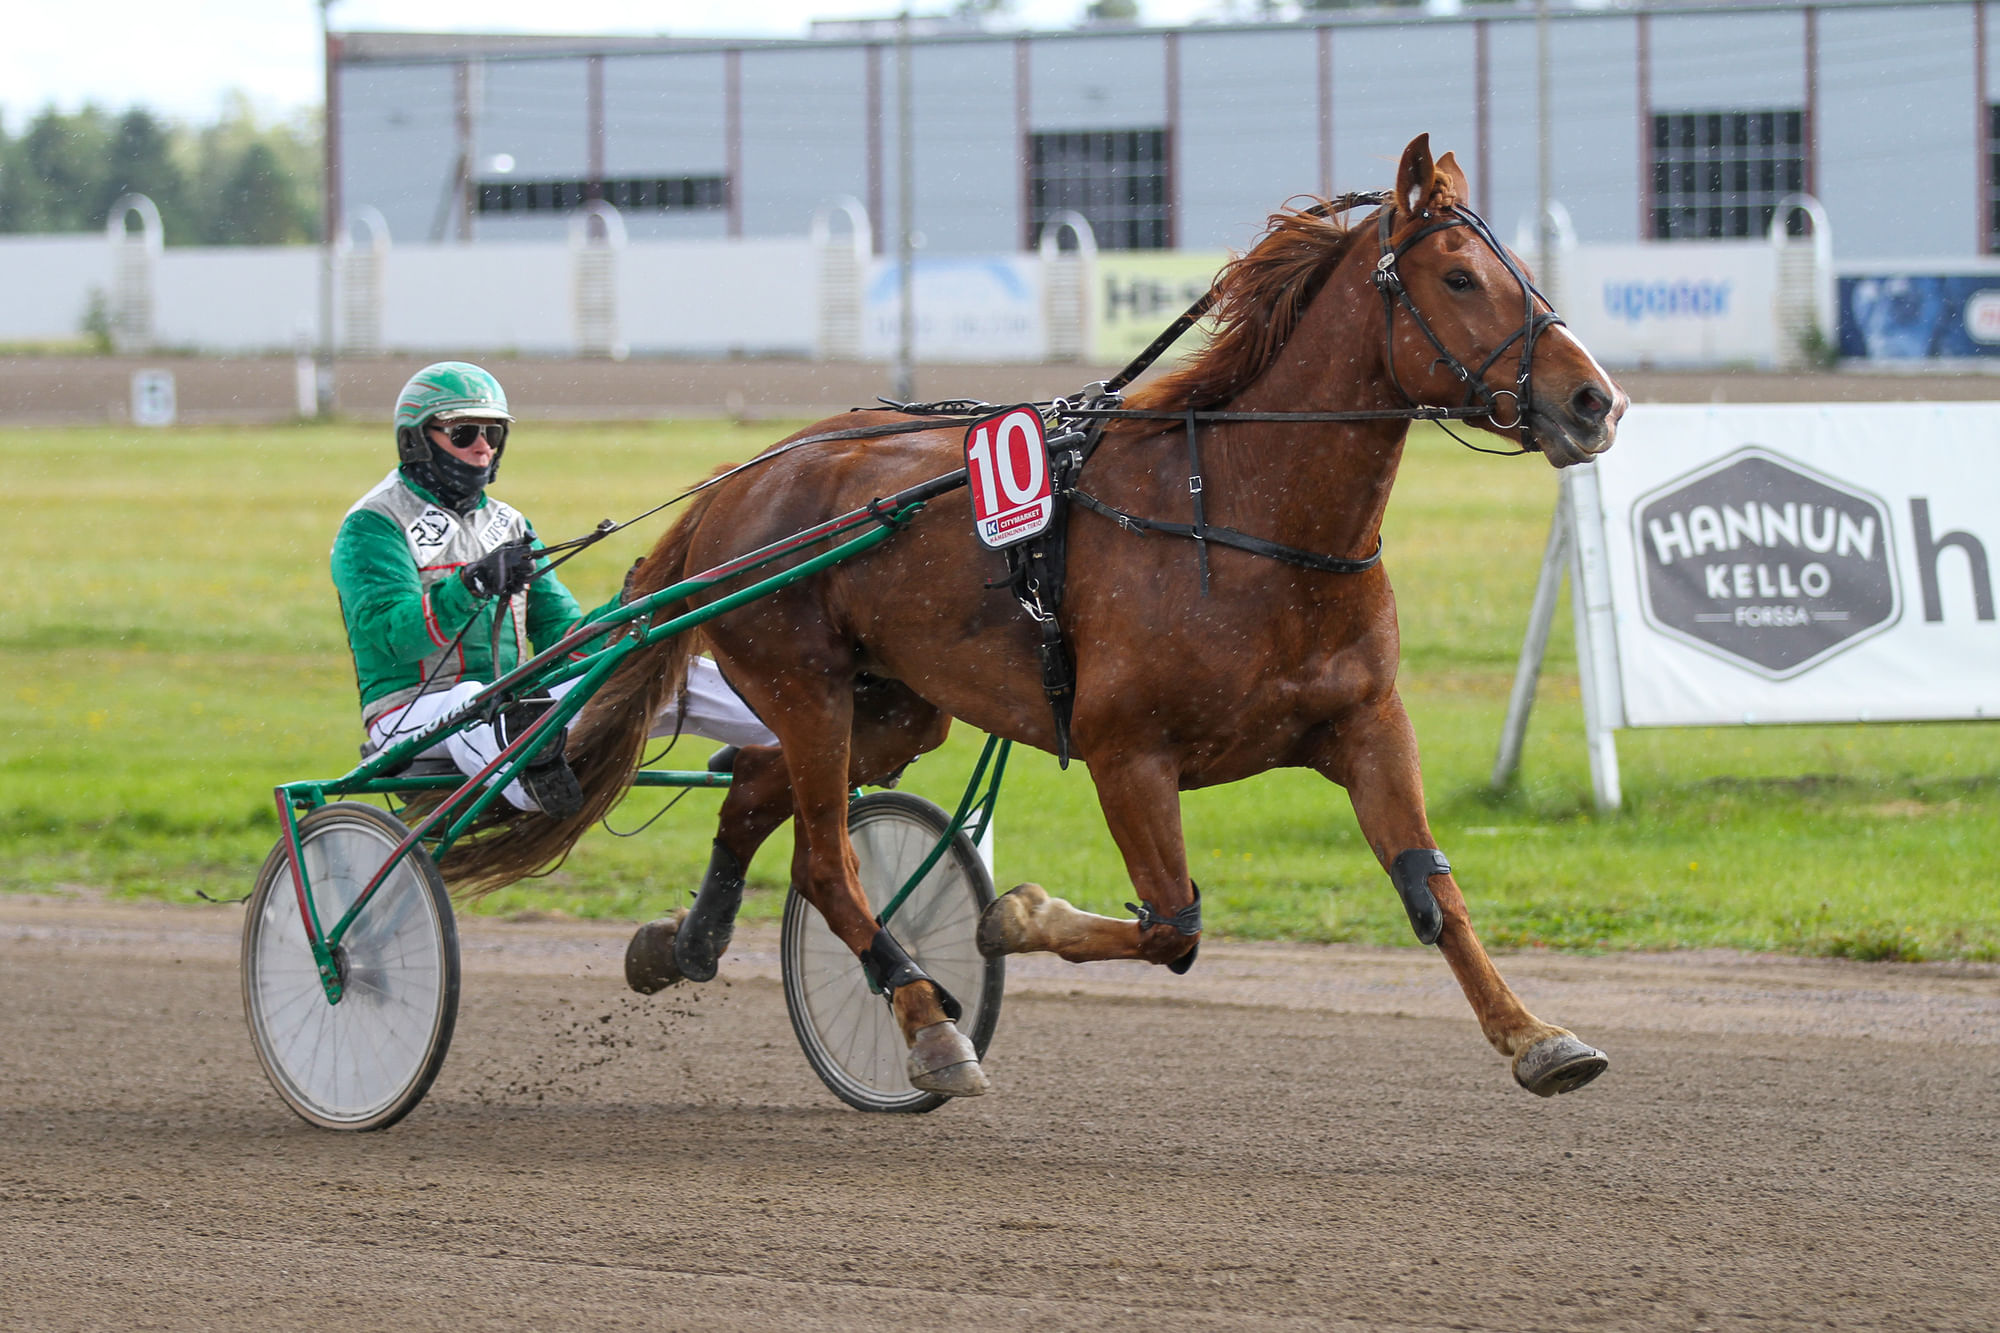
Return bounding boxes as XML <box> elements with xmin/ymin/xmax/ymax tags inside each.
<box><xmin>1570</xmin><ymin>383</ymin><xmax>1612</xmax><ymax>426</ymax></box>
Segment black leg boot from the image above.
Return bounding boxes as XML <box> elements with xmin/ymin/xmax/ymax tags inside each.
<box><xmin>672</xmin><ymin>841</ymin><xmax>747</xmax><ymax>982</ymax></box>
<box><xmin>496</xmin><ymin>697</ymin><xmax>583</xmax><ymax>820</ymax></box>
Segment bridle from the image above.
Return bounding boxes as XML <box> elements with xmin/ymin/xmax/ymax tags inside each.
<box><xmin>1369</xmin><ymin>199</ymin><xmax>1566</xmax><ymax>453</ymax></box>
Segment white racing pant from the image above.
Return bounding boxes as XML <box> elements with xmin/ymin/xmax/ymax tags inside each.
<box><xmin>366</xmin><ymin>657</ymin><xmax>778</xmax><ymax>812</ymax></box>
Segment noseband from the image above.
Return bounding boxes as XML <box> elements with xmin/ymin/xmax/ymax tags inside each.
<box><xmin>1371</xmin><ymin>202</ymin><xmax>1566</xmax><ymax>451</ymax></box>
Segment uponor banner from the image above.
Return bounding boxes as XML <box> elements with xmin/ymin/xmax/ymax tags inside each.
<box><xmin>1560</xmin><ymin>243</ymin><xmax>1777</xmax><ymax>368</ymax></box>
<box><xmin>1584</xmin><ymin>404</ymin><xmax>1998</xmax><ymax>726</ymax></box>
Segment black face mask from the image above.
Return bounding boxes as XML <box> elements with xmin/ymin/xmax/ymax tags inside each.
<box><xmin>401</xmin><ymin>436</ymin><xmax>495</xmax><ymax>513</ymax></box>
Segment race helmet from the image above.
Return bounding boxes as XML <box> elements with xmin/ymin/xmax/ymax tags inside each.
<box><xmin>393</xmin><ymin>361</ymin><xmax>515</xmax><ymax>510</ymax></box>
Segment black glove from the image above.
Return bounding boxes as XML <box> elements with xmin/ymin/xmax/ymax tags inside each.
<box><xmin>459</xmin><ymin>542</ymin><xmax>537</xmax><ymax>600</ymax></box>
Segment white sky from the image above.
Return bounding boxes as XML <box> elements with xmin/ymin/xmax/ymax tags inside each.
<box><xmin>0</xmin><ymin>0</ymin><xmax>1230</xmax><ymax>130</ymax></box>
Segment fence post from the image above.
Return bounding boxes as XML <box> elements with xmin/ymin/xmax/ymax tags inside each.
<box><xmin>1038</xmin><ymin>209</ymin><xmax>1096</xmax><ymax>362</ymax></box>
<box><xmin>1770</xmin><ymin>193</ymin><xmax>1833</xmax><ymax>368</ymax></box>
<box><xmin>338</xmin><ymin>207</ymin><xmax>390</xmax><ymax>357</ymax></box>
<box><xmin>1564</xmin><ymin>464</ymin><xmax>1625</xmax><ymax>811</ymax></box>
<box><xmin>570</xmin><ymin>201</ymin><xmax>627</xmax><ymax>360</ymax></box>
<box><xmin>105</xmin><ymin>194</ymin><xmax>162</xmax><ymax>354</ymax></box>
<box><xmin>1491</xmin><ymin>492</ymin><xmax>1572</xmax><ymax>791</ymax></box>
<box><xmin>812</xmin><ymin>197</ymin><xmax>872</xmax><ymax>361</ymax></box>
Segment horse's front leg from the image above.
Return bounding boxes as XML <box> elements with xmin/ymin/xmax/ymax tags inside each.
<box><xmin>978</xmin><ymin>751</ymin><xmax>1201</xmax><ymax>970</ymax></box>
<box><xmin>1317</xmin><ymin>693</ymin><xmax>1607</xmax><ymax>1096</ymax></box>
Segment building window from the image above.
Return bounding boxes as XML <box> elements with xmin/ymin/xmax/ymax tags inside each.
<box><xmin>476</xmin><ymin>175</ymin><xmax>729</xmax><ymax>215</ymax></box>
<box><xmin>1650</xmin><ymin>111</ymin><xmax>1805</xmax><ymax>240</ymax></box>
<box><xmin>1988</xmin><ymin>105</ymin><xmax>2000</xmax><ymax>253</ymax></box>
<box><xmin>1027</xmin><ymin>129</ymin><xmax>1169</xmax><ymax>251</ymax></box>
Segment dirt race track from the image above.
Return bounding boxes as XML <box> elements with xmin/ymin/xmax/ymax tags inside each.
<box><xmin>5</xmin><ymin>895</ymin><xmax>1999</xmax><ymax>1332</ymax></box>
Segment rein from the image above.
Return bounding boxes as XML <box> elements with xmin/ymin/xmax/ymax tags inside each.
<box><xmin>524</xmin><ymin>416</ymin><xmax>977</xmax><ymax>573</ymax></box>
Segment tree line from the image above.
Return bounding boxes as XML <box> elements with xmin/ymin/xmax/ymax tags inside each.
<box><xmin>0</xmin><ymin>96</ymin><xmax>319</xmax><ymax>246</ymax></box>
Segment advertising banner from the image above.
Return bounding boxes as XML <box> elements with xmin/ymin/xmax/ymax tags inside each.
<box><xmin>1091</xmin><ymin>252</ymin><xmax>1228</xmax><ymax>365</ymax></box>
<box><xmin>861</xmin><ymin>255</ymin><xmax>1044</xmax><ymax>362</ymax></box>
<box><xmin>1558</xmin><ymin>243</ymin><xmax>1777</xmax><ymax>368</ymax></box>
<box><xmin>1585</xmin><ymin>404</ymin><xmax>1999</xmax><ymax>727</ymax></box>
<box><xmin>1837</xmin><ymin>272</ymin><xmax>2000</xmax><ymax>360</ymax></box>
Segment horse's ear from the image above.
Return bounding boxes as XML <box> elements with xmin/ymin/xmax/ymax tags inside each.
<box><xmin>1395</xmin><ymin>134</ymin><xmax>1435</xmax><ymax>217</ymax></box>
<box><xmin>1435</xmin><ymin>151</ymin><xmax>1470</xmax><ymax>208</ymax></box>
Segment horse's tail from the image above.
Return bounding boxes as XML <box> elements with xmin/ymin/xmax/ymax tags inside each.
<box><xmin>440</xmin><ymin>489</ymin><xmax>716</xmax><ymax>896</ymax></box>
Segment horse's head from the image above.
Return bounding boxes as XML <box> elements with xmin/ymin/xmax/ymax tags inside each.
<box><xmin>1377</xmin><ymin>134</ymin><xmax>1626</xmax><ymax>468</ymax></box>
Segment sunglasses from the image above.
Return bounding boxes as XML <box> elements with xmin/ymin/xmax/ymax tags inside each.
<box><xmin>432</xmin><ymin>422</ymin><xmax>507</xmax><ymax>449</ymax></box>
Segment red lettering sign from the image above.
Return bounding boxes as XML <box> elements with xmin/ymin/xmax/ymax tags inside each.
<box><xmin>964</xmin><ymin>406</ymin><xmax>1053</xmax><ymax>549</ymax></box>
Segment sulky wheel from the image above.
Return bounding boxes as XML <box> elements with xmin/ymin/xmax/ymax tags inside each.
<box><xmin>781</xmin><ymin>792</ymin><xmax>1003</xmax><ymax>1113</ymax></box>
<box><xmin>241</xmin><ymin>801</ymin><xmax>460</xmax><ymax>1131</ymax></box>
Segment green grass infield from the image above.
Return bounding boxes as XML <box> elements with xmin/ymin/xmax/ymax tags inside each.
<box><xmin>4</xmin><ymin>418</ymin><xmax>1994</xmax><ymax>960</ymax></box>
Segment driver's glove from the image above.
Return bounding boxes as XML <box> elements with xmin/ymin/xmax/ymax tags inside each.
<box><xmin>459</xmin><ymin>541</ymin><xmax>537</xmax><ymax>600</ymax></box>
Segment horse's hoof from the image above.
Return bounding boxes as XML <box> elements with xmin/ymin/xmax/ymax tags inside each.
<box><xmin>624</xmin><ymin>910</ymin><xmax>689</xmax><ymax>995</ymax></box>
<box><xmin>1513</xmin><ymin>1032</ymin><xmax>1609</xmax><ymax>1097</ymax></box>
<box><xmin>976</xmin><ymin>883</ymin><xmax>1047</xmax><ymax>958</ymax></box>
<box><xmin>905</xmin><ymin>1021</ymin><xmax>989</xmax><ymax>1097</ymax></box>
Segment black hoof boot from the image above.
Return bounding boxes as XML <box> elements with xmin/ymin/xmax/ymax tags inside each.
<box><xmin>672</xmin><ymin>842</ymin><xmax>747</xmax><ymax>983</ymax></box>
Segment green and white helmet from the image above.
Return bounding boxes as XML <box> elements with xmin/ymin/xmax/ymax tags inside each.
<box><xmin>393</xmin><ymin>361</ymin><xmax>515</xmax><ymax>505</ymax></box>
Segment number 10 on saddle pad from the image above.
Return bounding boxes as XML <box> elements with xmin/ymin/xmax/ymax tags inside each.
<box><xmin>964</xmin><ymin>406</ymin><xmax>1054</xmax><ymax>548</ymax></box>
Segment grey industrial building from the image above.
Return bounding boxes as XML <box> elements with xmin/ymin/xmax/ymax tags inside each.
<box><xmin>331</xmin><ymin>1</ymin><xmax>1994</xmax><ymax>263</ymax></box>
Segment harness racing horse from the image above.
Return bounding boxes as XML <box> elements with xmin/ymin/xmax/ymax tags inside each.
<box><xmin>450</xmin><ymin>135</ymin><xmax>1627</xmax><ymax>1101</ymax></box>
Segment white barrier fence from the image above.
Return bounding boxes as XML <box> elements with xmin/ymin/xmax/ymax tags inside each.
<box><xmin>0</xmin><ymin>217</ymin><xmax>814</xmax><ymax>359</ymax></box>
<box><xmin>1</xmin><ymin>196</ymin><xmax>1840</xmax><ymax>367</ymax></box>
<box><xmin>1496</xmin><ymin>403</ymin><xmax>1999</xmax><ymax>809</ymax></box>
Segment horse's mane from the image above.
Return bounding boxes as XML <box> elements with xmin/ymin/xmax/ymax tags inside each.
<box><xmin>1126</xmin><ymin>200</ymin><xmax>1374</xmax><ymax>414</ymax></box>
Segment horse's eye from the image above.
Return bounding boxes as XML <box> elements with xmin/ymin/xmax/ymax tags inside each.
<box><xmin>1445</xmin><ymin>270</ymin><xmax>1477</xmax><ymax>293</ymax></box>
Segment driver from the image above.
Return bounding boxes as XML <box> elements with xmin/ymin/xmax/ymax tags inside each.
<box><xmin>330</xmin><ymin>361</ymin><xmax>775</xmax><ymax>818</ymax></box>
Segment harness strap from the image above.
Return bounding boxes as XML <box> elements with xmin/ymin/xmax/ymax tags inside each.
<box><xmin>1066</xmin><ymin>489</ymin><xmax>1382</xmax><ymax>576</ymax></box>
<box><xmin>996</xmin><ymin>424</ymin><xmax>1086</xmax><ymax>768</ymax></box>
<box><xmin>1185</xmin><ymin>408</ymin><xmax>1211</xmax><ymax>595</ymax></box>
<box><xmin>1069</xmin><ymin>406</ymin><xmax>1489</xmax><ymax>424</ymax></box>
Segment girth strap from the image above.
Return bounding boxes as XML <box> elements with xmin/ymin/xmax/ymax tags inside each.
<box><xmin>1185</xmin><ymin>408</ymin><xmax>1212</xmax><ymax>595</ymax></box>
<box><xmin>990</xmin><ymin>420</ymin><xmax>1092</xmax><ymax>768</ymax></box>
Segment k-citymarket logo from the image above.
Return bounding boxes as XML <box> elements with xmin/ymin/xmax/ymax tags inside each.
<box><xmin>1632</xmin><ymin>448</ymin><xmax>1901</xmax><ymax>679</ymax></box>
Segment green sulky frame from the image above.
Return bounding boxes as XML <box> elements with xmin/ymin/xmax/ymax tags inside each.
<box><xmin>274</xmin><ymin>472</ymin><xmax>1008</xmax><ymax>1006</ymax></box>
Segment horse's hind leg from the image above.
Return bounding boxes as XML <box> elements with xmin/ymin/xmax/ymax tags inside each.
<box><xmin>625</xmin><ymin>743</ymin><xmax>790</xmax><ymax>992</ymax></box>
<box><xmin>1317</xmin><ymin>692</ymin><xmax>1607</xmax><ymax>1097</ymax></box>
<box><xmin>768</xmin><ymin>672</ymin><xmax>985</xmax><ymax>1096</ymax></box>
<box><xmin>629</xmin><ymin>679</ymin><xmax>951</xmax><ymax>993</ymax></box>
<box><xmin>979</xmin><ymin>751</ymin><xmax>1202</xmax><ymax>969</ymax></box>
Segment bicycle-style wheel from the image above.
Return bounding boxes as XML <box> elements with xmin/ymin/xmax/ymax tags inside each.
<box><xmin>781</xmin><ymin>792</ymin><xmax>1003</xmax><ymax>1113</ymax></box>
<box><xmin>241</xmin><ymin>801</ymin><xmax>459</xmax><ymax>1131</ymax></box>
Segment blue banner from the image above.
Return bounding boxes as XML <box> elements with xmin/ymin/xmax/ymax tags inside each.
<box><xmin>1838</xmin><ymin>274</ymin><xmax>2000</xmax><ymax>360</ymax></box>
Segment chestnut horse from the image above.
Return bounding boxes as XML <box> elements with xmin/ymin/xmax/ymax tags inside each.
<box><xmin>453</xmin><ymin>135</ymin><xmax>1627</xmax><ymax>1100</ymax></box>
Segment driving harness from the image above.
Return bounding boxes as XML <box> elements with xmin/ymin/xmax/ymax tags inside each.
<box><xmin>971</xmin><ymin>192</ymin><xmax>1563</xmax><ymax>770</ymax></box>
